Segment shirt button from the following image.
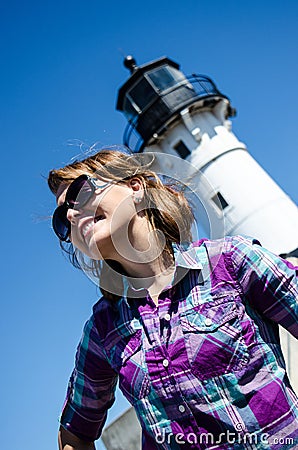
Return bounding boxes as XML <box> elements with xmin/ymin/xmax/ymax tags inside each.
<box><xmin>164</xmin><ymin>313</ymin><xmax>171</xmax><ymax>321</ymax></box>
<box><xmin>178</xmin><ymin>405</ymin><xmax>186</xmax><ymax>413</ymax></box>
<box><xmin>205</xmin><ymin>318</ymin><xmax>212</xmax><ymax>326</ymax></box>
<box><xmin>162</xmin><ymin>359</ymin><xmax>169</xmax><ymax>367</ymax></box>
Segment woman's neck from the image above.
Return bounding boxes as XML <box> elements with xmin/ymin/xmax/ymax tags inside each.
<box><xmin>126</xmin><ymin>258</ymin><xmax>175</xmax><ymax>306</ymax></box>
<box><xmin>116</xmin><ymin>247</ymin><xmax>175</xmax><ymax>305</ymax></box>
<box><xmin>122</xmin><ymin>248</ymin><xmax>173</xmax><ymax>275</ymax></box>
<box><xmin>109</xmin><ymin>214</ymin><xmax>176</xmax><ymax>303</ymax></box>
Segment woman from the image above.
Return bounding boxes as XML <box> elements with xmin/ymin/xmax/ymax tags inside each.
<box><xmin>49</xmin><ymin>148</ymin><xmax>298</xmax><ymax>450</ymax></box>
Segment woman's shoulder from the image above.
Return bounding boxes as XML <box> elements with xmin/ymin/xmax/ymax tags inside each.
<box><xmin>92</xmin><ymin>295</ymin><xmax>135</xmax><ymax>338</ymax></box>
<box><xmin>190</xmin><ymin>234</ymin><xmax>260</xmax><ymax>251</ymax></box>
<box><xmin>92</xmin><ymin>295</ymin><xmax>121</xmax><ymax>322</ymax></box>
<box><xmin>184</xmin><ymin>235</ymin><xmax>261</xmax><ymax>271</ymax></box>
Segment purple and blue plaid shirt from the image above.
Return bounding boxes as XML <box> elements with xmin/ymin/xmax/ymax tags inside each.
<box><xmin>60</xmin><ymin>236</ymin><xmax>298</xmax><ymax>449</ymax></box>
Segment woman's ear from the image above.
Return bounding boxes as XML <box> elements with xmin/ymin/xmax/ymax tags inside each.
<box><xmin>128</xmin><ymin>178</ymin><xmax>144</xmax><ymax>204</ymax></box>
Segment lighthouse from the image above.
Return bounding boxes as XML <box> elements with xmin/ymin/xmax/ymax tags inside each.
<box><xmin>116</xmin><ymin>55</ymin><xmax>298</xmax><ymax>389</ymax></box>
<box><xmin>101</xmin><ymin>55</ymin><xmax>298</xmax><ymax>450</ymax></box>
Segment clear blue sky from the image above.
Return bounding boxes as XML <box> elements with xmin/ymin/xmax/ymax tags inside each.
<box><xmin>1</xmin><ymin>1</ymin><xmax>297</xmax><ymax>449</ymax></box>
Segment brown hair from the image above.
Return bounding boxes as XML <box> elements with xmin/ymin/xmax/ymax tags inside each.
<box><xmin>48</xmin><ymin>149</ymin><xmax>194</xmax><ymax>300</ymax></box>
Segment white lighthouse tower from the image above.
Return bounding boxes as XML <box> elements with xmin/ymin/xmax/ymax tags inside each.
<box><xmin>116</xmin><ymin>55</ymin><xmax>298</xmax><ymax>389</ymax></box>
<box><xmin>101</xmin><ymin>55</ymin><xmax>298</xmax><ymax>450</ymax></box>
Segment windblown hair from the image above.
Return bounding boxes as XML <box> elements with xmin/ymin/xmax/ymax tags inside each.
<box><xmin>48</xmin><ymin>149</ymin><xmax>194</xmax><ymax>300</ymax></box>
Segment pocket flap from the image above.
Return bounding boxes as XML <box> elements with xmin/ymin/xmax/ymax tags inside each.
<box><xmin>181</xmin><ymin>298</ymin><xmax>238</xmax><ymax>332</ymax></box>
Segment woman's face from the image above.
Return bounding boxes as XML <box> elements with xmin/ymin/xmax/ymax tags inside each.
<box><xmin>56</xmin><ymin>176</ymin><xmax>144</xmax><ymax>261</ymax></box>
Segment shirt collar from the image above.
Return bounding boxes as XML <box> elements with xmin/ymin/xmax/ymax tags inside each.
<box><xmin>123</xmin><ymin>242</ymin><xmax>202</xmax><ymax>296</ymax></box>
<box><xmin>172</xmin><ymin>242</ymin><xmax>203</xmax><ymax>270</ymax></box>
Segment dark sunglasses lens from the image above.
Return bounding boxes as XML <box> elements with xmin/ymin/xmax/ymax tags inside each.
<box><xmin>53</xmin><ymin>205</ymin><xmax>70</xmax><ymax>241</ymax></box>
<box><xmin>66</xmin><ymin>176</ymin><xmax>93</xmax><ymax>209</ymax></box>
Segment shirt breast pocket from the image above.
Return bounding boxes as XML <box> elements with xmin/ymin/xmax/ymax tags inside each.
<box><xmin>181</xmin><ymin>294</ymin><xmax>249</xmax><ymax>380</ymax></box>
<box><xmin>118</xmin><ymin>330</ymin><xmax>151</xmax><ymax>405</ymax></box>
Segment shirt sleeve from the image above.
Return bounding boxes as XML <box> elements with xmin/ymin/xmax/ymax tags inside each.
<box><xmin>228</xmin><ymin>235</ymin><xmax>298</xmax><ymax>339</ymax></box>
<box><xmin>60</xmin><ymin>315</ymin><xmax>118</xmax><ymax>442</ymax></box>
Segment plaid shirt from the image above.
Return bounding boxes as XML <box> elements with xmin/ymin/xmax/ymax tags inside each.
<box><xmin>60</xmin><ymin>236</ymin><xmax>298</xmax><ymax>449</ymax></box>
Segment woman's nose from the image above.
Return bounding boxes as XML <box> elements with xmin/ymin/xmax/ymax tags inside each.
<box><xmin>66</xmin><ymin>207</ymin><xmax>80</xmax><ymax>223</ymax></box>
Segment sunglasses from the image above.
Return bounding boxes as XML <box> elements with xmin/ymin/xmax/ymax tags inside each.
<box><xmin>52</xmin><ymin>174</ymin><xmax>112</xmax><ymax>241</ymax></box>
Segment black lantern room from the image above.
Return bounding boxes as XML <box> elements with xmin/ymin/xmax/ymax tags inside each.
<box><xmin>116</xmin><ymin>56</ymin><xmax>234</xmax><ymax>152</ymax></box>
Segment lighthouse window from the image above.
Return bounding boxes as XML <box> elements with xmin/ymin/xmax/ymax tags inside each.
<box><xmin>211</xmin><ymin>192</ymin><xmax>229</xmax><ymax>211</ymax></box>
<box><xmin>173</xmin><ymin>140</ymin><xmax>191</xmax><ymax>159</ymax></box>
<box><xmin>129</xmin><ymin>78</ymin><xmax>158</xmax><ymax>110</ymax></box>
<box><xmin>147</xmin><ymin>66</ymin><xmax>183</xmax><ymax>91</ymax></box>
<box><xmin>123</xmin><ymin>96</ymin><xmax>140</xmax><ymax>120</ymax></box>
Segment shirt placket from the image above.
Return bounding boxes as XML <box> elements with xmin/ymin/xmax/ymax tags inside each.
<box><xmin>139</xmin><ymin>292</ymin><xmax>200</xmax><ymax>428</ymax></box>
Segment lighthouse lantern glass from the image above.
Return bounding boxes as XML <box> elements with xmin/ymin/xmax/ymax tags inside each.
<box><xmin>129</xmin><ymin>78</ymin><xmax>159</xmax><ymax>110</ymax></box>
<box><xmin>147</xmin><ymin>66</ymin><xmax>186</xmax><ymax>91</ymax></box>
<box><xmin>122</xmin><ymin>96</ymin><xmax>140</xmax><ymax>122</ymax></box>
<box><xmin>122</xmin><ymin>65</ymin><xmax>190</xmax><ymax>123</ymax></box>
